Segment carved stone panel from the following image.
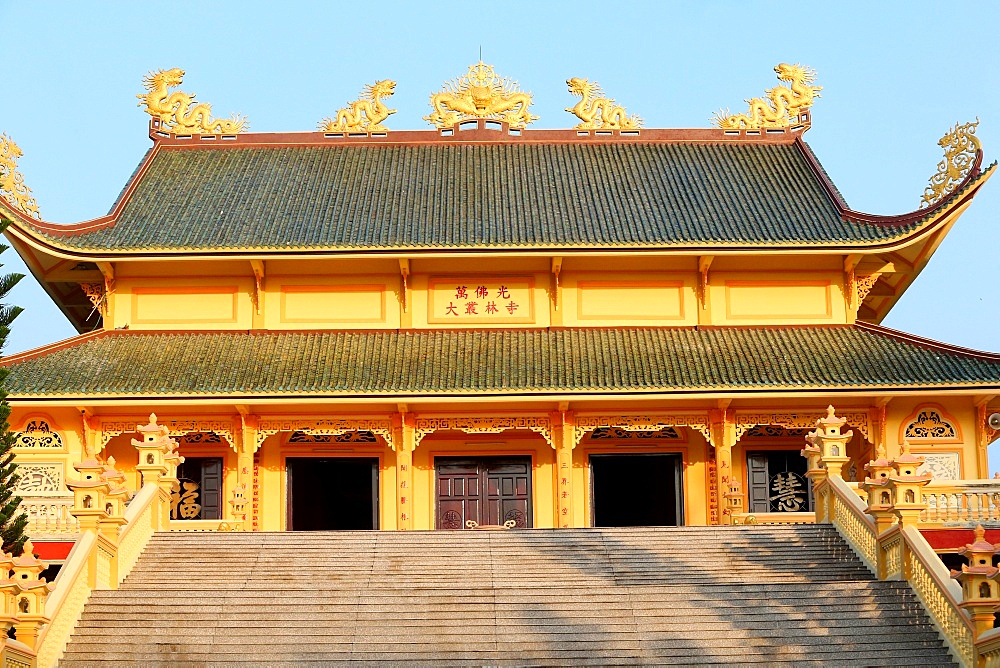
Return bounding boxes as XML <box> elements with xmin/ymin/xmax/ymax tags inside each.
<box><xmin>14</xmin><ymin>420</ymin><xmax>64</xmax><ymax>450</ymax></box>
<box><xmin>13</xmin><ymin>463</ymin><xmax>65</xmax><ymax>496</ymax></box>
<box><xmin>916</xmin><ymin>452</ymin><xmax>960</xmax><ymax>481</ymax></box>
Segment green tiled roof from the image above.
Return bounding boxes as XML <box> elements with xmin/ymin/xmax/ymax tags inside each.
<box><xmin>5</xmin><ymin>325</ymin><xmax>999</xmax><ymax>398</ymax></box>
<box><xmin>26</xmin><ymin>141</ymin><xmax>931</xmax><ymax>252</ymax></box>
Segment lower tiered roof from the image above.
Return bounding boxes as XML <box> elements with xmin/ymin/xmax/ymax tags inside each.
<box><xmin>4</xmin><ymin>324</ymin><xmax>999</xmax><ymax>399</ymax></box>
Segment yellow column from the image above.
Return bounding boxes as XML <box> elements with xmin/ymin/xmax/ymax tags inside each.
<box><xmin>394</xmin><ymin>413</ymin><xmax>415</xmax><ymax>531</ymax></box>
<box><xmin>711</xmin><ymin>410</ymin><xmax>737</xmax><ymax>525</ymax></box>
<box><xmin>554</xmin><ymin>411</ymin><xmax>575</xmax><ymax>528</ymax></box>
<box><xmin>237</xmin><ymin>415</ymin><xmax>257</xmax><ymax>524</ymax></box>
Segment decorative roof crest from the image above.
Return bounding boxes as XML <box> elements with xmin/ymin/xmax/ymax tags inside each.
<box><xmin>0</xmin><ymin>134</ymin><xmax>41</xmax><ymax>220</ymax></box>
<box><xmin>137</xmin><ymin>68</ymin><xmax>248</xmax><ymax>135</ymax></box>
<box><xmin>565</xmin><ymin>78</ymin><xmax>642</xmax><ymax>130</ymax></box>
<box><xmin>319</xmin><ymin>79</ymin><xmax>397</xmax><ymax>133</ymax></box>
<box><xmin>713</xmin><ymin>63</ymin><xmax>821</xmax><ymax>130</ymax></box>
<box><xmin>424</xmin><ymin>61</ymin><xmax>538</xmax><ymax>129</ymax></box>
<box><xmin>920</xmin><ymin>119</ymin><xmax>981</xmax><ymax>209</ymax></box>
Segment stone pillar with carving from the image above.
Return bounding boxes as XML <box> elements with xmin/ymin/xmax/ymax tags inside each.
<box><xmin>861</xmin><ymin>445</ymin><xmax>896</xmax><ymax>536</ymax></box>
<box><xmin>9</xmin><ymin>541</ymin><xmax>51</xmax><ymax>650</ymax></box>
<box><xmin>888</xmin><ymin>440</ymin><xmax>932</xmax><ymax>528</ymax></box>
<box><xmin>812</xmin><ymin>406</ymin><xmax>852</xmax><ymax>479</ymax></box>
<box><xmin>394</xmin><ymin>413</ymin><xmax>415</xmax><ymax>531</ymax></box>
<box><xmin>951</xmin><ymin>525</ymin><xmax>1000</xmax><ymax>638</ymax></box>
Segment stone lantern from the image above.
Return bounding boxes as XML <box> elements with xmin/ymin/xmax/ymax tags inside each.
<box><xmin>861</xmin><ymin>444</ymin><xmax>896</xmax><ymax>535</ymax></box>
<box><xmin>801</xmin><ymin>431</ymin><xmax>825</xmax><ymax>486</ymax></box>
<box><xmin>99</xmin><ymin>456</ymin><xmax>130</xmax><ymax>539</ymax></box>
<box><xmin>951</xmin><ymin>525</ymin><xmax>1000</xmax><ymax>637</ymax></box>
<box><xmin>888</xmin><ymin>440</ymin><xmax>932</xmax><ymax>527</ymax></box>
<box><xmin>811</xmin><ymin>406</ymin><xmax>853</xmax><ymax>479</ymax></box>
<box><xmin>65</xmin><ymin>459</ymin><xmax>111</xmax><ymax>532</ymax></box>
<box><xmin>132</xmin><ymin>413</ymin><xmax>172</xmax><ymax>485</ymax></box>
<box><xmin>10</xmin><ymin>540</ymin><xmax>52</xmax><ymax>649</ymax></box>
<box><xmin>723</xmin><ymin>478</ymin><xmax>746</xmax><ymax>519</ymax></box>
<box><xmin>0</xmin><ymin>551</ymin><xmax>17</xmax><ymax>635</ymax></box>
<box><xmin>229</xmin><ymin>483</ymin><xmax>249</xmax><ymax>529</ymax></box>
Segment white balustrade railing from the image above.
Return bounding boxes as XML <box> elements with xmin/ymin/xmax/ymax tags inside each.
<box><xmin>22</xmin><ymin>497</ymin><xmax>79</xmax><ymax>537</ymax></box>
<box><xmin>921</xmin><ymin>481</ymin><xmax>1000</xmax><ymax>525</ymax></box>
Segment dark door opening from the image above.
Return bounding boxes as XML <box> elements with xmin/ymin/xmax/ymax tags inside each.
<box><xmin>436</xmin><ymin>457</ymin><xmax>532</xmax><ymax>529</ymax></box>
<box><xmin>591</xmin><ymin>454</ymin><xmax>683</xmax><ymax>527</ymax></box>
<box><xmin>746</xmin><ymin>450</ymin><xmax>812</xmax><ymax>513</ymax></box>
<box><xmin>174</xmin><ymin>457</ymin><xmax>223</xmax><ymax>520</ymax></box>
<box><xmin>287</xmin><ymin>457</ymin><xmax>378</xmax><ymax>531</ymax></box>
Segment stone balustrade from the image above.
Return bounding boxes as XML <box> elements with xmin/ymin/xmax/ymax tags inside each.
<box><xmin>21</xmin><ymin>498</ymin><xmax>78</xmax><ymax>538</ymax></box>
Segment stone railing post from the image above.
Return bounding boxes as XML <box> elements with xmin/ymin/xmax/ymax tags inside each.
<box><xmin>0</xmin><ymin>552</ymin><xmax>18</xmax><ymax>643</ymax></box>
<box><xmin>888</xmin><ymin>440</ymin><xmax>932</xmax><ymax>528</ymax></box>
<box><xmin>229</xmin><ymin>483</ymin><xmax>248</xmax><ymax>529</ymax></box>
<box><xmin>951</xmin><ymin>525</ymin><xmax>1000</xmax><ymax>638</ymax></box>
<box><xmin>9</xmin><ymin>540</ymin><xmax>52</xmax><ymax>650</ymax></box>
<box><xmin>66</xmin><ymin>459</ymin><xmax>111</xmax><ymax>536</ymax></box>
<box><xmin>132</xmin><ymin>414</ymin><xmax>182</xmax><ymax>531</ymax></box>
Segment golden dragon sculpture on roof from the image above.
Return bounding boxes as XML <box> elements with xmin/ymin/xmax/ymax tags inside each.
<box><xmin>920</xmin><ymin>119</ymin><xmax>981</xmax><ymax>208</ymax></box>
<box><xmin>319</xmin><ymin>80</ymin><xmax>397</xmax><ymax>133</ymax></box>
<box><xmin>565</xmin><ymin>78</ymin><xmax>642</xmax><ymax>130</ymax></box>
<box><xmin>714</xmin><ymin>63</ymin><xmax>821</xmax><ymax>130</ymax></box>
<box><xmin>137</xmin><ymin>68</ymin><xmax>248</xmax><ymax>135</ymax></box>
<box><xmin>0</xmin><ymin>134</ymin><xmax>40</xmax><ymax>220</ymax></box>
<box><xmin>424</xmin><ymin>61</ymin><xmax>538</xmax><ymax>130</ymax></box>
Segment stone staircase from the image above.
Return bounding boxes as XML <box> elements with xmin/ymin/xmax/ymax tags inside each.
<box><xmin>60</xmin><ymin>525</ymin><xmax>955</xmax><ymax>666</ymax></box>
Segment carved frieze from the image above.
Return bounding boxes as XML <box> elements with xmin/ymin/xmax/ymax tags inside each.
<box><xmin>901</xmin><ymin>405</ymin><xmax>961</xmax><ymax>443</ymax></box>
<box><xmin>413</xmin><ymin>416</ymin><xmax>553</xmax><ymax>449</ymax></box>
<box><xmin>735</xmin><ymin>410</ymin><xmax>870</xmax><ymax>443</ymax></box>
<box><xmin>573</xmin><ymin>414</ymin><xmax>712</xmax><ymax>448</ymax></box>
<box><xmin>256</xmin><ymin>418</ymin><xmax>394</xmax><ymax>451</ymax></box>
<box><xmin>100</xmin><ymin>418</ymin><xmax>237</xmax><ymax>451</ymax></box>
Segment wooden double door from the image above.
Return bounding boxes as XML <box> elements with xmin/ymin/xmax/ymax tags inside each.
<box><xmin>436</xmin><ymin>457</ymin><xmax>532</xmax><ymax>529</ymax></box>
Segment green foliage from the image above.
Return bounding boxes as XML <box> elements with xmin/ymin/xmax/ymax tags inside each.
<box><xmin>0</xmin><ymin>231</ymin><xmax>26</xmax><ymax>556</ymax></box>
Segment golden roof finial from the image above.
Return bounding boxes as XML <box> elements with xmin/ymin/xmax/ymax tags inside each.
<box><xmin>137</xmin><ymin>68</ymin><xmax>248</xmax><ymax>135</ymax></box>
<box><xmin>319</xmin><ymin>80</ymin><xmax>397</xmax><ymax>133</ymax></box>
<box><xmin>424</xmin><ymin>61</ymin><xmax>538</xmax><ymax>129</ymax></box>
<box><xmin>565</xmin><ymin>78</ymin><xmax>642</xmax><ymax>130</ymax></box>
<box><xmin>0</xmin><ymin>134</ymin><xmax>41</xmax><ymax>220</ymax></box>
<box><xmin>920</xmin><ymin>119</ymin><xmax>981</xmax><ymax>209</ymax></box>
<box><xmin>713</xmin><ymin>63</ymin><xmax>821</xmax><ymax>130</ymax></box>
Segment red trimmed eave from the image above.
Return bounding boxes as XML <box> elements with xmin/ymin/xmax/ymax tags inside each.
<box><xmin>855</xmin><ymin>321</ymin><xmax>1000</xmax><ymax>361</ymax></box>
<box><xmin>0</xmin><ymin>329</ymin><xmax>108</xmax><ymax>368</ymax></box>
<box><xmin>798</xmin><ymin>136</ymin><xmax>992</xmax><ymax>228</ymax></box>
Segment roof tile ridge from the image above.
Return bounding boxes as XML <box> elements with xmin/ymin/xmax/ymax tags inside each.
<box><xmin>855</xmin><ymin>321</ymin><xmax>1000</xmax><ymax>361</ymax></box>
<box><xmin>0</xmin><ymin>329</ymin><xmax>110</xmax><ymax>367</ymax></box>
<box><xmin>795</xmin><ymin>137</ymin><xmax>850</xmax><ymax>210</ymax></box>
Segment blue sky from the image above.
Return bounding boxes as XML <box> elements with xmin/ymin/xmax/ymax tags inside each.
<box><xmin>2</xmin><ymin>1</ymin><xmax>999</xmax><ymax>457</ymax></box>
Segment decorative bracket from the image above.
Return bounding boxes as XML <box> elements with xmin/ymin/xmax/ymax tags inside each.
<box><xmin>550</xmin><ymin>257</ymin><xmax>562</xmax><ymax>311</ymax></box>
<box><xmin>255</xmin><ymin>417</ymin><xmax>395</xmax><ymax>452</ymax></box>
<box><xmin>250</xmin><ymin>260</ymin><xmax>265</xmax><ymax>315</ymax></box>
<box><xmin>99</xmin><ymin>417</ymin><xmax>238</xmax><ymax>452</ymax></box>
<box><xmin>398</xmin><ymin>259</ymin><xmax>410</xmax><ymax>313</ymax></box>
<box><xmin>698</xmin><ymin>256</ymin><xmax>713</xmax><ymax>310</ymax></box>
<box><xmin>734</xmin><ymin>409</ymin><xmax>871</xmax><ymax>443</ymax></box>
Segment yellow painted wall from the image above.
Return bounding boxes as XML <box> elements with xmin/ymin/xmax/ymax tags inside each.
<box><xmin>264</xmin><ymin>274</ymin><xmax>401</xmax><ymax>329</ymax></box>
<box><xmin>707</xmin><ymin>272</ymin><xmax>846</xmax><ymax>325</ymax></box>
<box><xmin>561</xmin><ymin>273</ymin><xmax>697</xmax><ymax>327</ymax></box>
<box><xmin>111</xmin><ymin>277</ymin><xmax>255</xmax><ymax>330</ymax></box>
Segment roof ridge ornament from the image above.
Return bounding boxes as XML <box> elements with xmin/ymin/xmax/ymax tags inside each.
<box><xmin>713</xmin><ymin>63</ymin><xmax>821</xmax><ymax>130</ymax></box>
<box><xmin>319</xmin><ymin>79</ymin><xmax>397</xmax><ymax>133</ymax></box>
<box><xmin>920</xmin><ymin>119</ymin><xmax>981</xmax><ymax>209</ymax></box>
<box><xmin>0</xmin><ymin>134</ymin><xmax>40</xmax><ymax>220</ymax></box>
<box><xmin>137</xmin><ymin>68</ymin><xmax>248</xmax><ymax>135</ymax></box>
<box><xmin>423</xmin><ymin>61</ymin><xmax>538</xmax><ymax>129</ymax></box>
<box><xmin>565</xmin><ymin>78</ymin><xmax>642</xmax><ymax>130</ymax></box>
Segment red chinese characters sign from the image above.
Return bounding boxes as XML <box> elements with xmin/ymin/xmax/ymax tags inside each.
<box><xmin>428</xmin><ymin>277</ymin><xmax>534</xmax><ymax>324</ymax></box>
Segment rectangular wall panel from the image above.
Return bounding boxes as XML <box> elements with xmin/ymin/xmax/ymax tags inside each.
<box><xmin>132</xmin><ymin>287</ymin><xmax>239</xmax><ymax>324</ymax></box>
<box><xmin>280</xmin><ymin>285</ymin><xmax>386</xmax><ymax>324</ymax></box>
<box><xmin>577</xmin><ymin>281</ymin><xmax>685</xmax><ymax>321</ymax></box>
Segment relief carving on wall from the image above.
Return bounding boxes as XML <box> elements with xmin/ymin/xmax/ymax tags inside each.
<box><xmin>916</xmin><ymin>452</ymin><xmax>960</xmax><ymax>481</ymax></box>
<box><xmin>901</xmin><ymin>405</ymin><xmax>961</xmax><ymax>443</ymax></box>
<box><xmin>13</xmin><ymin>463</ymin><xmax>64</xmax><ymax>495</ymax></box>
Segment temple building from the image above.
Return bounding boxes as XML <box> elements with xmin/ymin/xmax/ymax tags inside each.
<box><xmin>1</xmin><ymin>61</ymin><xmax>999</xmax><ymax>543</ymax></box>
